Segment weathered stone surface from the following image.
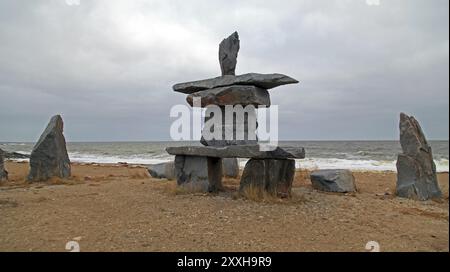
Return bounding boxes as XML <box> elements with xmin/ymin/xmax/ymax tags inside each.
<box><xmin>219</xmin><ymin>31</ymin><xmax>239</xmax><ymax>76</ymax></box>
<box><xmin>174</xmin><ymin>155</ymin><xmax>209</xmax><ymax>191</ymax></box>
<box><xmin>396</xmin><ymin>113</ymin><xmax>442</xmax><ymax>200</ymax></box>
<box><xmin>173</xmin><ymin>73</ymin><xmax>299</xmax><ymax>94</ymax></box>
<box><xmin>187</xmin><ymin>85</ymin><xmax>270</xmax><ymax>107</ymax></box>
<box><xmin>28</xmin><ymin>115</ymin><xmax>71</xmax><ymax>181</ymax></box>
<box><xmin>200</xmin><ymin>106</ymin><xmax>258</xmax><ymax>147</ymax></box>
<box><xmin>147</xmin><ymin>162</ymin><xmax>175</xmax><ymax>180</ymax></box>
<box><xmin>222</xmin><ymin>158</ymin><xmax>239</xmax><ymax>178</ymax></box>
<box><xmin>0</xmin><ymin>149</ymin><xmax>8</xmax><ymax>181</ymax></box>
<box><xmin>310</xmin><ymin>169</ymin><xmax>356</xmax><ymax>193</ymax></box>
<box><xmin>207</xmin><ymin>157</ymin><xmax>223</xmax><ymax>192</ymax></box>
<box><xmin>240</xmin><ymin>159</ymin><xmax>295</xmax><ymax>198</ymax></box>
<box><xmin>174</xmin><ymin>155</ymin><xmax>224</xmax><ymax>192</ymax></box>
<box><xmin>166</xmin><ymin>145</ymin><xmax>305</xmax><ymax>159</ymax></box>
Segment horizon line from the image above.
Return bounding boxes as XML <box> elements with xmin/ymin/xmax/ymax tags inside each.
<box><xmin>1</xmin><ymin>139</ymin><xmax>449</xmax><ymax>143</ymax></box>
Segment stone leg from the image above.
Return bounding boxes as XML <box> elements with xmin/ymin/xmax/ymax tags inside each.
<box><xmin>222</xmin><ymin>158</ymin><xmax>239</xmax><ymax>178</ymax></box>
<box><xmin>174</xmin><ymin>155</ymin><xmax>224</xmax><ymax>193</ymax></box>
<box><xmin>207</xmin><ymin>157</ymin><xmax>223</xmax><ymax>193</ymax></box>
<box><xmin>240</xmin><ymin>159</ymin><xmax>295</xmax><ymax>198</ymax></box>
<box><xmin>174</xmin><ymin>155</ymin><xmax>209</xmax><ymax>192</ymax></box>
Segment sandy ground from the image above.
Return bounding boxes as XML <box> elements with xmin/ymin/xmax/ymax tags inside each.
<box><xmin>0</xmin><ymin>161</ymin><xmax>448</xmax><ymax>252</ymax></box>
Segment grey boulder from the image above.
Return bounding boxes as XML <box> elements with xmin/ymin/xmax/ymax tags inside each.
<box><xmin>173</xmin><ymin>73</ymin><xmax>299</xmax><ymax>94</ymax></box>
<box><xmin>396</xmin><ymin>113</ymin><xmax>442</xmax><ymax>200</ymax></box>
<box><xmin>147</xmin><ymin>162</ymin><xmax>175</xmax><ymax>180</ymax></box>
<box><xmin>0</xmin><ymin>149</ymin><xmax>8</xmax><ymax>181</ymax></box>
<box><xmin>28</xmin><ymin>115</ymin><xmax>71</xmax><ymax>181</ymax></box>
<box><xmin>186</xmin><ymin>85</ymin><xmax>270</xmax><ymax>107</ymax></box>
<box><xmin>219</xmin><ymin>31</ymin><xmax>240</xmax><ymax>76</ymax></box>
<box><xmin>310</xmin><ymin>169</ymin><xmax>356</xmax><ymax>193</ymax></box>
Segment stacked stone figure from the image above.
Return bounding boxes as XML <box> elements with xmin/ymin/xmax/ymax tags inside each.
<box><xmin>168</xmin><ymin>32</ymin><xmax>304</xmax><ymax>197</ymax></box>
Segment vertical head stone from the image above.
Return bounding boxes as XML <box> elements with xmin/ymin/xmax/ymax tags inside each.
<box><xmin>219</xmin><ymin>31</ymin><xmax>240</xmax><ymax>76</ymax></box>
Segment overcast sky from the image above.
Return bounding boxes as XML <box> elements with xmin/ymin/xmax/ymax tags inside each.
<box><xmin>0</xmin><ymin>0</ymin><xmax>448</xmax><ymax>142</ymax></box>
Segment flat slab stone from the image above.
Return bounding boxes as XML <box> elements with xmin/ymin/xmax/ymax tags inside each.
<box><xmin>173</xmin><ymin>73</ymin><xmax>299</xmax><ymax>94</ymax></box>
<box><xmin>310</xmin><ymin>169</ymin><xmax>356</xmax><ymax>193</ymax></box>
<box><xmin>187</xmin><ymin>85</ymin><xmax>270</xmax><ymax>107</ymax></box>
<box><xmin>166</xmin><ymin>145</ymin><xmax>305</xmax><ymax>159</ymax></box>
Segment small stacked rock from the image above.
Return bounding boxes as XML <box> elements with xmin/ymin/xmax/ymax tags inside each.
<box><xmin>168</xmin><ymin>32</ymin><xmax>303</xmax><ymax>196</ymax></box>
<box><xmin>28</xmin><ymin>115</ymin><xmax>71</xmax><ymax>182</ymax></box>
<box><xmin>396</xmin><ymin>113</ymin><xmax>442</xmax><ymax>200</ymax></box>
<box><xmin>0</xmin><ymin>149</ymin><xmax>8</xmax><ymax>181</ymax></box>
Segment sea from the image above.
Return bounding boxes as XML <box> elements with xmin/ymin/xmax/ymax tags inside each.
<box><xmin>1</xmin><ymin>141</ymin><xmax>448</xmax><ymax>172</ymax></box>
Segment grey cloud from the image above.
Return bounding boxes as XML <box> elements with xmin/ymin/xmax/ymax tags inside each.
<box><xmin>0</xmin><ymin>0</ymin><xmax>448</xmax><ymax>141</ymax></box>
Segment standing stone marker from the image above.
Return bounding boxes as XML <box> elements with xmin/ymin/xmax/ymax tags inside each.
<box><xmin>168</xmin><ymin>31</ymin><xmax>303</xmax><ymax>196</ymax></box>
<box><xmin>219</xmin><ymin>31</ymin><xmax>239</xmax><ymax>76</ymax></box>
<box><xmin>28</xmin><ymin>115</ymin><xmax>71</xmax><ymax>181</ymax></box>
<box><xmin>396</xmin><ymin>113</ymin><xmax>442</xmax><ymax>200</ymax></box>
<box><xmin>0</xmin><ymin>149</ymin><xmax>8</xmax><ymax>181</ymax></box>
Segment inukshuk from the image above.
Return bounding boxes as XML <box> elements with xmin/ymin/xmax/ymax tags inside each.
<box><xmin>167</xmin><ymin>32</ymin><xmax>304</xmax><ymax>197</ymax></box>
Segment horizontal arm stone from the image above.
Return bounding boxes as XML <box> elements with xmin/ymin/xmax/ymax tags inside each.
<box><xmin>166</xmin><ymin>145</ymin><xmax>305</xmax><ymax>159</ymax></box>
<box><xmin>173</xmin><ymin>73</ymin><xmax>299</xmax><ymax>94</ymax></box>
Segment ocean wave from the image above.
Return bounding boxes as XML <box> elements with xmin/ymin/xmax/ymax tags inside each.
<box><xmin>68</xmin><ymin>152</ymin><xmax>174</xmax><ymax>165</ymax></box>
<box><xmin>239</xmin><ymin>158</ymin><xmax>449</xmax><ymax>173</ymax></box>
<box><xmin>7</xmin><ymin>152</ymin><xmax>449</xmax><ymax>173</ymax></box>
<box><xmin>0</xmin><ymin>143</ymin><xmax>27</xmax><ymax>146</ymax></box>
